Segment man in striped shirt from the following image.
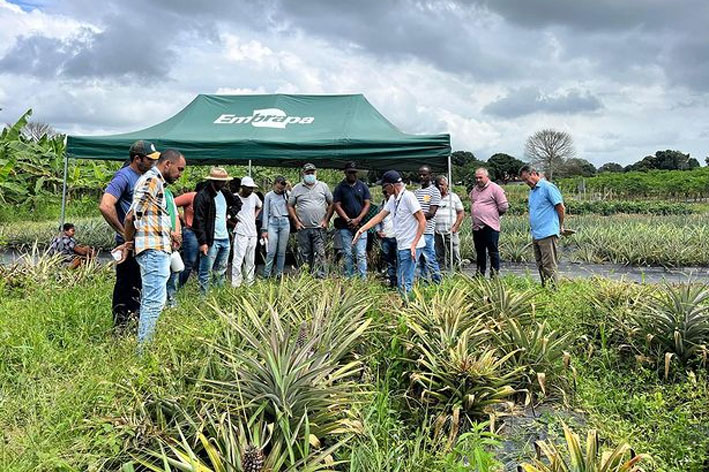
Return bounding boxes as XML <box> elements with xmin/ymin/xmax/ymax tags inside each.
<box><xmin>124</xmin><ymin>149</ymin><xmax>186</xmax><ymax>346</ymax></box>
<box><xmin>414</xmin><ymin>165</ymin><xmax>442</xmax><ymax>284</ymax></box>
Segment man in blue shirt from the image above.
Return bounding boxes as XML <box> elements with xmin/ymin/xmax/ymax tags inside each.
<box><xmin>519</xmin><ymin>165</ymin><xmax>565</xmax><ymax>287</ymax></box>
<box><xmin>333</xmin><ymin>161</ymin><xmax>371</xmax><ymax>278</ymax></box>
<box><xmin>99</xmin><ymin>140</ymin><xmax>159</xmax><ymax>329</ymax></box>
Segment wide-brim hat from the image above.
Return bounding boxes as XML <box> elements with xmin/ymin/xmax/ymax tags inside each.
<box><xmin>206</xmin><ymin>166</ymin><xmax>232</xmax><ymax>181</ymax></box>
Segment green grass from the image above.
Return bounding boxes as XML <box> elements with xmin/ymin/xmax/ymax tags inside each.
<box><xmin>0</xmin><ymin>263</ymin><xmax>707</xmax><ymax>471</ymax></box>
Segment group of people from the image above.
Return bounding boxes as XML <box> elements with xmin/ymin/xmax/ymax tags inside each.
<box><xmin>88</xmin><ymin>140</ymin><xmax>565</xmax><ymax>347</ymax></box>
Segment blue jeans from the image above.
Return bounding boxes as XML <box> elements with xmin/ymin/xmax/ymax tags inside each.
<box><xmin>198</xmin><ymin>238</ymin><xmax>230</xmax><ymax>294</ymax></box>
<box><xmin>166</xmin><ymin>272</ymin><xmax>179</xmax><ymax>307</ymax></box>
<box><xmin>380</xmin><ymin>237</ymin><xmax>397</xmax><ymax>287</ymax></box>
<box><xmin>179</xmin><ymin>227</ymin><xmax>199</xmax><ymax>286</ymax></box>
<box><xmin>136</xmin><ymin>249</ymin><xmax>171</xmax><ymax>345</ymax></box>
<box><xmin>417</xmin><ymin>233</ymin><xmax>442</xmax><ymax>284</ymax></box>
<box><xmin>263</xmin><ymin>217</ymin><xmax>290</xmax><ymax>278</ymax></box>
<box><xmin>398</xmin><ymin>247</ymin><xmax>423</xmax><ymax>297</ymax></box>
<box><xmin>339</xmin><ymin>228</ymin><xmax>367</xmax><ymax>279</ymax></box>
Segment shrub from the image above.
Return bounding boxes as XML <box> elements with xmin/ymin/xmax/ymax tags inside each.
<box><xmin>518</xmin><ymin>423</ymin><xmax>648</xmax><ymax>472</ymax></box>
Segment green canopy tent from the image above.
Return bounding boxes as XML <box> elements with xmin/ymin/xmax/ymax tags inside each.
<box><xmin>66</xmin><ymin>93</ymin><xmax>450</xmax><ymax>169</ymax></box>
<box><xmin>62</xmin><ymin>93</ymin><xmax>455</xmax><ymax>267</ymax></box>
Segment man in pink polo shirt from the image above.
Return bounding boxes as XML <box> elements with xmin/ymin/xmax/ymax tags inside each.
<box><xmin>469</xmin><ymin>167</ymin><xmax>509</xmax><ymax>277</ymax></box>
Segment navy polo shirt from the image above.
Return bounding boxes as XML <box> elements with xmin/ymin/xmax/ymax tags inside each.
<box><xmin>333</xmin><ymin>179</ymin><xmax>371</xmax><ymax>229</ymax></box>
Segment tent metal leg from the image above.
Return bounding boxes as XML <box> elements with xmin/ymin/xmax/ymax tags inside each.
<box><xmin>59</xmin><ymin>150</ymin><xmax>69</xmax><ymax>232</ymax></box>
<box><xmin>248</xmin><ymin>159</ymin><xmax>252</xmax><ymax>177</ymax></box>
<box><xmin>447</xmin><ymin>153</ymin><xmax>453</xmax><ymax>273</ymax></box>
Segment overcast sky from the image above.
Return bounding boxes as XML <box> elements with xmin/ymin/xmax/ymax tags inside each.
<box><xmin>1</xmin><ymin>0</ymin><xmax>707</xmax><ymax>166</ymax></box>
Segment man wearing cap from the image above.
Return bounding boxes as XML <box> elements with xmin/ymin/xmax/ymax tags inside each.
<box><xmin>353</xmin><ymin>170</ymin><xmax>426</xmax><ymax>297</ymax></box>
<box><xmin>261</xmin><ymin>176</ymin><xmax>290</xmax><ymax>279</ymax></box>
<box><xmin>123</xmin><ymin>149</ymin><xmax>186</xmax><ymax>346</ymax></box>
<box><xmin>333</xmin><ymin>162</ymin><xmax>371</xmax><ymax>279</ymax></box>
<box><xmin>192</xmin><ymin>167</ymin><xmax>241</xmax><ymax>294</ymax></box>
<box><xmin>99</xmin><ymin>140</ymin><xmax>159</xmax><ymax>329</ymax></box>
<box><xmin>288</xmin><ymin>163</ymin><xmax>334</xmax><ymax>278</ymax></box>
<box><xmin>415</xmin><ymin>165</ymin><xmax>443</xmax><ymax>284</ymax></box>
<box><xmin>231</xmin><ymin>176</ymin><xmax>262</xmax><ymax>287</ymax></box>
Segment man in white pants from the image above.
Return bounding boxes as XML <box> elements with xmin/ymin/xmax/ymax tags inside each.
<box><xmin>231</xmin><ymin>176</ymin><xmax>262</xmax><ymax>287</ymax></box>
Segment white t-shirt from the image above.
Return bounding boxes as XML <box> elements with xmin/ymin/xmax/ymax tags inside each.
<box><xmin>234</xmin><ymin>193</ymin><xmax>263</xmax><ymax>237</ymax></box>
<box><xmin>435</xmin><ymin>192</ymin><xmax>464</xmax><ymax>234</ymax></box>
<box><xmin>384</xmin><ymin>190</ymin><xmax>426</xmax><ymax>250</ymax></box>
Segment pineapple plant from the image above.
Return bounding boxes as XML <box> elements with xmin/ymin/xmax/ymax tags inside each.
<box><xmin>518</xmin><ymin>423</ymin><xmax>648</xmax><ymax>472</ymax></box>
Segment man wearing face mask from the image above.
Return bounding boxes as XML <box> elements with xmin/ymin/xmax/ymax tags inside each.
<box><xmin>192</xmin><ymin>167</ymin><xmax>241</xmax><ymax>294</ymax></box>
<box><xmin>288</xmin><ymin>163</ymin><xmax>334</xmax><ymax>278</ymax></box>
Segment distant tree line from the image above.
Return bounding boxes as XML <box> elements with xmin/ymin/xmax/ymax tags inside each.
<box><xmin>452</xmin><ymin>127</ymin><xmax>703</xmax><ymax>187</ymax></box>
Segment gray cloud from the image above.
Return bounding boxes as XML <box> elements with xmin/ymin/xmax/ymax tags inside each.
<box><xmin>0</xmin><ymin>18</ymin><xmax>175</xmax><ymax>80</ymax></box>
<box><xmin>477</xmin><ymin>0</ymin><xmax>706</xmax><ymax>32</ymax></box>
<box><xmin>482</xmin><ymin>87</ymin><xmax>602</xmax><ymax>118</ymax></box>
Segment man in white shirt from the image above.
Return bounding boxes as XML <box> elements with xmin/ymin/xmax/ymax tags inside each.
<box><xmin>231</xmin><ymin>176</ymin><xmax>262</xmax><ymax>287</ymax></box>
<box><xmin>434</xmin><ymin>175</ymin><xmax>465</xmax><ymax>270</ymax></box>
<box><xmin>354</xmin><ymin>170</ymin><xmax>426</xmax><ymax>297</ymax></box>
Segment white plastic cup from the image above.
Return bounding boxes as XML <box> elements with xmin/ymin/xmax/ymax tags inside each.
<box><xmin>170</xmin><ymin>251</ymin><xmax>185</xmax><ymax>272</ymax></box>
<box><xmin>110</xmin><ymin>248</ymin><xmax>123</xmax><ymax>262</ymax></box>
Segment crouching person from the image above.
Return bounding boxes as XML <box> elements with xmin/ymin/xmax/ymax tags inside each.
<box><xmin>49</xmin><ymin>223</ymin><xmax>96</xmax><ymax>269</ymax></box>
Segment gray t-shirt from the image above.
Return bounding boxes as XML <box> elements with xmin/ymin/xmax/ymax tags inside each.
<box><xmin>384</xmin><ymin>190</ymin><xmax>426</xmax><ymax>250</ymax></box>
<box><xmin>288</xmin><ymin>181</ymin><xmax>333</xmax><ymax>229</ymax></box>
<box><xmin>414</xmin><ymin>185</ymin><xmax>441</xmax><ymax>235</ymax></box>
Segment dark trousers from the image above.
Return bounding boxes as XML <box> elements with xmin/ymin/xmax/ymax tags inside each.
<box><xmin>178</xmin><ymin>227</ymin><xmax>199</xmax><ymax>287</ymax></box>
<box><xmin>380</xmin><ymin>237</ymin><xmax>397</xmax><ymax>287</ymax></box>
<box><xmin>113</xmin><ymin>251</ymin><xmax>142</xmax><ymax>327</ymax></box>
<box><xmin>297</xmin><ymin>227</ymin><xmax>327</xmax><ymax>278</ymax></box>
<box><xmin>473</xmin><ymin>225</ymin><xmax>500</xmax><ymax>276</ymax></box>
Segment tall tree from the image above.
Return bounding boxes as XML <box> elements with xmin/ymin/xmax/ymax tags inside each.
<box><xmin>558</xmin><ymin>157</ymin><xmax>596</xmax><ymax>178</ymax></box>
<box><xmin>598</xmin><ymin>162</ymin><xmax>624</xmax><ymax>173</ymax></box>
<box><xmin>625</xmin><ymin>150</ymin><xmax>696</xmax><ymax>172</ymax></box>
<box><xmin>487</xmin><ymin>153</ymin><xmax>524</xmax><ymax>183</ymax></box>
<box><xmin>524</xmin><ymin>129</ymin><xmax>576</xmax><ymax>181</ymax></box>
<box><xmin>21</xmin><ymin>121</ymin><xmax>56</xmax><ymax>142</ymax></box>
<box><xmin>450</xmin><ymin>150</ymin><xmax>485</xmax><ymax>188</ymax></box>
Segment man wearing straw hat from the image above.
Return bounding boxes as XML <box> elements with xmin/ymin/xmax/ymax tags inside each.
<box><xmin>192</xmin><ymin>167</ymin><xmax>241</xmax><ymax>294</ymax></box>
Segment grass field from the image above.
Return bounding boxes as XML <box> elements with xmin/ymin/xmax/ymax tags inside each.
<box><xmin>1</xmin><ymin>256</ymin><xmax>708</xmax><ymax>471</ymax></box>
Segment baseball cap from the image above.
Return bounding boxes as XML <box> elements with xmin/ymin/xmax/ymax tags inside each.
<box><xmin>377</xmin><ymin>170</ymin><xmax>403</xmax><ymax>186</ymax></box>
<box><xmin>240</xmin><ymin>176</ymin><xmax>258</xmax><ymax>188</ymax></box>
<box><xmin>302</xmin><ymin>163</ymin><xmax>317</xmax><ymax>172</ymax></box>
<box><xmin>344</xmin><ymin>161</ymin><xmax>359</xmax><ymax>172</ymax></box>
<box><xmin>129</xmin><ymin>140</ymin><xmax>160</xmax><ymax>160</ymax></box>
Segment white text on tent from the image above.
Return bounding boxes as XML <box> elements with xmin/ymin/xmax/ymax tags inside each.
<box><xmin>213</xmin><ymin>109</ymin><xmax>315</xmax><ymax>129</ymax></box>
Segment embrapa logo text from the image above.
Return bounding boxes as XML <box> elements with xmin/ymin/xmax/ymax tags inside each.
<box><xmin>213</xmin><ymin>108</ymin><xmax>315</xmax><ymax>129</ymax></box>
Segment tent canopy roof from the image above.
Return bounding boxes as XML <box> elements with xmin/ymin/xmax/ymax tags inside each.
<box><xmin>67</xmin><ymin>94</ymin><xmax>451</xmax><ymax>171</ymax></box>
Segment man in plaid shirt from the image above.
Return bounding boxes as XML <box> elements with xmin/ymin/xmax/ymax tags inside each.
<box><xmin>124</xmin><ymin>149</ymin><xmax>186</xmax><ymax>347</ymax></box>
